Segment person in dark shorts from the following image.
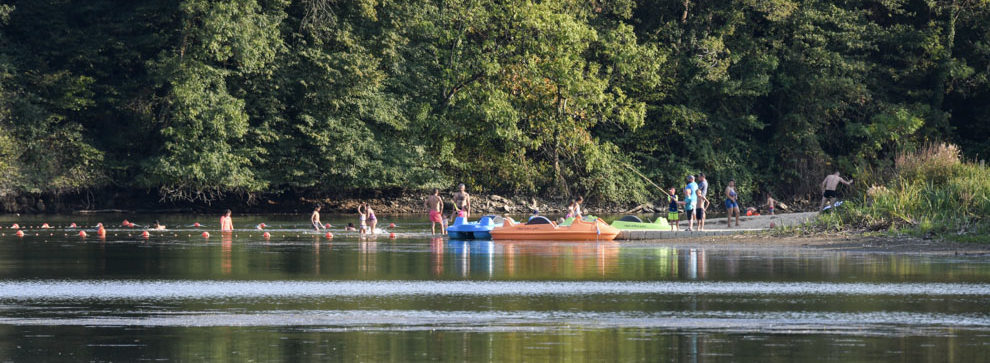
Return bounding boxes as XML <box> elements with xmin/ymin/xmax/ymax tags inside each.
<box><xmin>696</xmin><ymin>188</ymin><xmax>710</xmax><ymax>231</ymax></box>
<box><xmin>820</xmin><ymin>172</ymin><xmax>853</xmax><ymax>210</ymax></box>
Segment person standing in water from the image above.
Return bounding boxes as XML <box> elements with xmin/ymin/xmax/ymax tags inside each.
<box><xmin>425</xmin><ymin>189</ymin><xmax>445</xmax><ymax>235</ymax></box>
<box><xmin>725</xmin><ymin>180</ymin><xmax>740</xmax><ymax>227</ymax></box>
<box><xmin>366</xmin><ymin>204</ymin><xmax>378</xmax><ymax>234</ymax></box>
<box><xmin>452</xmin><ymin>184</ymin><xmax>471</xmax><ymax>219</ymax></box>
<box><xmin>357</xmin><ymin>203</ymin><xmax>368</xmax><ymax>234</ymax></box>
<box><xmin>820</xmin><ymin>171</ymin><xmax>854</xmax><ymax>210</ymax></box>
<box><xmin>220</xmin><ymin>209</ymin><xmax>233</xmax><ymax>232</ymax></box>
<box><xmin>311</xmin><ymin>205</ymin><xmax>324</xmax><ymax>231</ymax></box>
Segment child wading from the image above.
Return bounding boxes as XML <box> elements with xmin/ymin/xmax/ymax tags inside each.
<box><xmin>357</xmin><ymin>203</ymin><xmax>369</xmax><ymax>234</ymax></box>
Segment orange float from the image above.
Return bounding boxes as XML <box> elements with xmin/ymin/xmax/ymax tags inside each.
<box><xmin>491</xmin><ymin>217</ymin><xmax>620</xmax><ymax>241</ymax></box>
<box><xmin>15</xmin><ymin>230</ymin><xmax>24</xmax><ymax>237</ymax></box>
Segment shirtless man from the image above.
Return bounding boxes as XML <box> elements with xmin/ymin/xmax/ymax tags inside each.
<box><xmin>425</xmin><ymin>189</ymin><xmax>445</xmax><ymax>235</ymax></box>
<box><xmin>220</xmin><ymin>209</ymin><xmax>233</xmax><ymax>232</ymax></box>
<box><xmin>452</xmin><ymin>184</ymin><xmax>471</xmax><ymax>218</ymax></box>
<box><xmin>311</xmin><ymin>205</ymin><xmax>324</xmax><ymax>231</ymax></box>
<box><xmin>820</xmin><ymin>172</ymin><xmax>854</xmax><ymax>210</ymax></box>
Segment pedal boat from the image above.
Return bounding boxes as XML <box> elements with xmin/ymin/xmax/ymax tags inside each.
<box><xmin>491</xmin><ymin>216</ymin><xmax>619</xmax><ymax>241</ymax></box>
<box><xmin>446</xmin><ymin>215</ymin><xmax>500</xmax><ymax>239</ymax></box>
<box><xmin>609</xmin><ymin>215</ymin><xmax>671</xmax><ymax>230</ymax></box>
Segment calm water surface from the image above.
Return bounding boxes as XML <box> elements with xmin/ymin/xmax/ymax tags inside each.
<box><xmin>0</xmin><ymin>214</ymin><xmax>988</xmax><ymax>361</ymax></box>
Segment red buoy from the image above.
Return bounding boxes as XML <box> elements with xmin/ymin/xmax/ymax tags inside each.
<box><xmin>259</xmin><ymin>223</ymin><xmax>266</xmax><ymax>228</ymax></box>
<box><xmin>11</xmin><ymin>224</ymin><xmax>19</xmax><ymax>229</ymax></box>
<box><xmin>41</xmin><ymin>223</ymin><xmax>51</xmax><ymax>229</ymax></box>
<box><xmin>324</xmin><ymin>223</ymin><xmax>331</xmax><ymax>229</ymax></box>
<box><xmin>79</xmin><ymin>230</ymin><xmax>87</xmax><ymax>237</ymax></box>
<box><xmin>256</xmin><ymin>224</ymin><xmax>264</xmax><ymax>230</ymax></box>
<box><xmin>122</xmin><ymin>219</ymin><xmax>130</xmax><ymax>226</ymax></box>
<box><xmin>389</xmin><ymin>233</ymin><xmax>396</xmax><ymax>239</ymax></box>
<box><xmin>202</xmin><ymin>232</ymin><xmax>210</xmax><ymax>238</ymax></box>
<box><xmin>69</xmin><ymin>223</ymin><xmax>77</xmax><ymax>228</ymax></box>
<box><xmin>141</xmin><ymin>231</ymin><xmax>150</xmax><ymax>238</ymax></box>
<box><xmin>15</xmin><ymin>230</ymin><xmax>24</xmax><ymax>237</ymax></box>
<box><xmin>325</xmin><ymin>232</ymin><xmax>333</xmax><ymax>239</ymax></box>
<box><xmin>262</xmin><ymin>232</ymin><xmax>271</xmax><ymax>239</ymax></box>
<box><xmin>389</xmin><ymin>223</ymin><xmax>396</xmax><ymax>228</ymax></box>
<box><xmin>193</xmin><ymin>222</ymin><xmax>201</xmax><ymax>227</ymax></box>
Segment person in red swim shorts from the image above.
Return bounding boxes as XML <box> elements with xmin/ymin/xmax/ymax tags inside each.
<box><xmin>425</xmin><ymin>188</ymin><xmax>445</xmax><ymax>235</ymax></box>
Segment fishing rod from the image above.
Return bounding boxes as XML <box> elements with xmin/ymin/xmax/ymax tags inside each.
<box><xmin>622</xmin><ymin>162</ymin><xmax>672</xmax><ymax>198</ymax></box>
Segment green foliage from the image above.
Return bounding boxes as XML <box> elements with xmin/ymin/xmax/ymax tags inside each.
<box><xmin>0</xmin><ymin>0</ymin><xmax>989</xmax><ymax>207</ymax></box>
<box><xmin>811</xmin><ymin>144</ymin><xmax>990</xmax><ymax>241</ymax></box>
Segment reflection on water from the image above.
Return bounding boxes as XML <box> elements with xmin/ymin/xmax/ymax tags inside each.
<box><xmin>0</xmin><ymin>214</ymin><xmax>988</xmax><ymax>361</ymax></box>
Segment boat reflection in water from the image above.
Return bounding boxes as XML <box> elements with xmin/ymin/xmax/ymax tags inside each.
<box><xmin>433</xmin><ymin>241</ymin><xmax>713</xmax><ymax>281</ymax></box>
<box><xmin>447</xmin><ymin>240</ymin><xmax>495</xmax><ymax>278</ymax></box>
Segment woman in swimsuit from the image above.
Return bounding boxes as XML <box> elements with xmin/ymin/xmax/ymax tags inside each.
<box><xmin>366</xmin><ymin>205</ymin><xmax>378</xmax><ymax>234</ymax></box>
<box><xmin>725</xmin><ymin>180</ymin><xmax>740</xmax><ymax>227</ymax></box>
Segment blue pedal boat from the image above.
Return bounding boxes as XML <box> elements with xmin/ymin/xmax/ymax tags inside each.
<box><xmin>447</xmin><ymin>215</ymin><xmax>500</xmax><ymax>239</ymax></box>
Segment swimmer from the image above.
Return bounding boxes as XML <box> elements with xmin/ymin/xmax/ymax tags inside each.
<box><xmin>152</xmin><ymin>220</ymin><xmax>167</xmax><ymax>230</ymax></box>
<box><xmin>366</xmin><ymin>204</ymin><xmax>378</xmax><ymax>235</ymax></box>
<box><xmin>425</xmin><ymin>189</ymin><xmax>445</xmax><ymax>235</ymax></box>
<box><xmin>346</xmin><ymin>223</ymin><xmax>356</xmax><ymax>231</ymax></box>
<box><xmin>311</xmin><ymin>205</ymin><xmax>324</xmax><ymax>231</ymax></box>
<box><xmin>452</xmin><ymin>184</ymin><xmax>471</xmax><ymax>218</ymax></box>
<box><xmin>220</xmin><ymin>209</ymin><xmax>233</xmax><ymax>232</ymax></box>
<box><xmin>358</xmin><ymin>203</ymin><xmax>368</xmax><ymax>234</ymax></box>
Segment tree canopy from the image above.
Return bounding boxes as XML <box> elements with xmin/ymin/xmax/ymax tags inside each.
<box><xmin>1</xmin><ymin>0</ymin><xmax>987</xmax><ymax>204</ymax></box>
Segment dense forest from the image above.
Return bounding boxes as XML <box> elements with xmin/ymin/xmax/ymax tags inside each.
<box><xmin>0</xmin><ymin>0</ymin><xmax>988</xmax><ymax>209</ymax></box>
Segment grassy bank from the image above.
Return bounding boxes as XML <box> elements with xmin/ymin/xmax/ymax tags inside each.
<box><xmin>798</xmin><ymin>144</ymin><xmax>989</xmax><ymax>242</ymax></box>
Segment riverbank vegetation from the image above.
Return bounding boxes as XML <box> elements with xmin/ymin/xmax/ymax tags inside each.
<box><xmin>1</xmin><ymin>1</ymin><xmax>989</xmax><ymax>210</ymax></box>
<box><xmin>811</xmin><ymin>144</ymin><xmax>989</xmax><ymax>241</ymax></box>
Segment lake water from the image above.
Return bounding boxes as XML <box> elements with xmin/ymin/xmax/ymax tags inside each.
<box><xmin>0</xmin><ymin>214</ymin><xmax>988</xmax><ymax>361</ymax></box>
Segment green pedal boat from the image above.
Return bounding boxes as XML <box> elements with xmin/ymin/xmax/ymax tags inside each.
<box><xmin>610</xmin><ymin>215</ymin><xmax>671</xmax><ymax>230</ymax></box>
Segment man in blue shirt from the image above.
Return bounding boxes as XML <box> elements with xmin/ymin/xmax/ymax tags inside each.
<box><xmin>686</xmin><ymin>175</ymin><xmax>699</xmax><ymax>196</ymax></box>
<box><xmin>684</xmin><ymin>176</ymin><xmax>699</xmax><ymax>231</ymax></box>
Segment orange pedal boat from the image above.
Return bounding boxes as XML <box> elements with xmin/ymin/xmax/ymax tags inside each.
<box><xmin>490</xmin><ymin>216</ymin><xmax>620</xmax><ymax>241</ymax></box>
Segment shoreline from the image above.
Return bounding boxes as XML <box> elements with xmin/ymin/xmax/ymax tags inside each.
<box><xmin>631</xmin><ymin>234</ymin><xmax>990</xmax><ymax>254</ymax></box>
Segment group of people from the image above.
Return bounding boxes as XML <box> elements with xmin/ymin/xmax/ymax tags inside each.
<box><xmin>424</xmin><ymin>184</ymin><xmax>472</xmax><ymax>234</ymax></box>
<box><xmin>665</xmin><ymin>173</ymin><xmax>719</xmax><ymax>232</ymax></box>
<box><xmin>205</xmin><ymin>171</ymin><xmax>853</xmax><ymax>237</ymax></box>
<box><xmin>310</xmin><ymin>203</ymin><xmax>379</xmax><ymax>234</ymax></box>
<box><xmin>665</xmin><ymin>173</ymin><xmax>777</xmax><ymax>232</ymax></box>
